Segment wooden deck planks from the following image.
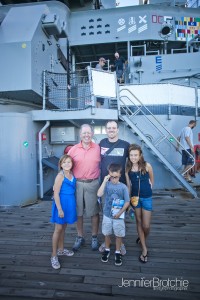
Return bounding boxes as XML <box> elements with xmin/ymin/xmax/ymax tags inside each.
<box><xmin>0</xmin><ymin>189</ymin><xmax>200</xmax><ymax>300</ymax></box>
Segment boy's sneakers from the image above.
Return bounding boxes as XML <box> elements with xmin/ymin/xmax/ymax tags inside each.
<box><xmin>120</xmin><ymin>244</ymin><xmax>126</xmax><ymax>255</ymax></box>
<box><xmin>115</xmin><ymin>253</ymin><xmax>122</xmax><ymax>266</ymax></box>
<box><xmin>101</xmin><ymin>250</ymin><xmax>123</xmax><ymax>265</ymax></box>
<box><xmin>99</xmin><ymin>242</ymin><xmax>106</xmax><ymax>252</ymax></box>
<box><xmin>91</xmin><ymin>236</ymin><xmax>99</xmax><ymax>251</ymax></box>
<box><xmin>101</xmin><ymin>250</ymin><xmax>110</xmax><ymax>263</ymax></box>
<box><xmin>51</xmin><ymin>256</ymin><xmax>60</xmax><ymax>269</ymax></box>
<box><xmin>57</xmin><ymin>248</ymin><xmax>74</xmax><ymax>256</ymax></box>
<box><xmin>72</xmin><ymin>236</ymin><xmax>85</xmax><ymax>251</ymax></box>
<box><xmin>99</xmin><ymin>242</ymin><xmax>126</xmax><ymax>255</ymax></box>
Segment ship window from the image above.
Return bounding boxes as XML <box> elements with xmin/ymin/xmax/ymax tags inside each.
<box><xmin>94</xmin><ymin>126</ymin><xmax>106</xmax><ymax>134</ymax></box>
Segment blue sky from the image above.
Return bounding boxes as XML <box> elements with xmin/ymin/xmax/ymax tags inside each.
<box><xmin>116</xmin><ymin>0</ymin><xmax>140</xmax><ymax>7</ymax></box>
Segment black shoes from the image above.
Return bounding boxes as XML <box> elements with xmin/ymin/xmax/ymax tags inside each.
<box><xmin>101</xmin><ymin>250</ymin><xmax>122</xmax><ymax>266</ymax></box>
<box><xmin>101</xmin><ymin>250</ymin><xmax>110</xmax><ymax>263</ymax></box>
<box><xmin>115</xmin><ymin>253</ymin><xmax>122</xmax><ymax>266</ymax></box>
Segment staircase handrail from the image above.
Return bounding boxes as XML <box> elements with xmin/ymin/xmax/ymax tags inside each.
<box><xmin>119</xmin><ymin>87</ymin><xmax>195</xmax><ymax>174</ymax></box>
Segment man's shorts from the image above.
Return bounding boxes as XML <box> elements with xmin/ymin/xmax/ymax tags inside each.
<box><xmin>116</xmin><ymin>69</ymin><xmax>123</xmax><ymax>79</ymax></box>
<box><xmin>102</xmin><ymin>215</ymin><xmax>125</xmax><ymax>237</ymax></box>
<box><xmin>182</xmin><ymin>149</ymin><xmax>194</xmax><ymax>166</ymax></box>
<box><xmin>76</xmin><ymin>179</ymin><xmax>100</xmax><ymax>217</ymax></box>
<box><xmin>135</xmin><ymin>197</ymin><xmax>152</xmax><ymax>211</ymax></box>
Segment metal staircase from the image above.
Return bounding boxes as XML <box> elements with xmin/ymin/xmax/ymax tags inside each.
<box><xmin>118</xmin><ymin>87</ymin><xmax>197</xmax><ymax>198</ymax></box>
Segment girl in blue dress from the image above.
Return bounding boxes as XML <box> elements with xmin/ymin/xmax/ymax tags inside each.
<box><xmin>50</xmin><ymin>154</ymin><xmax>77</xmax><ymax>269</ymax></box>
<box><xmin>125</xmin><ymin>144</ymin><xmax>154</xmax><ymax>264</ymax></box>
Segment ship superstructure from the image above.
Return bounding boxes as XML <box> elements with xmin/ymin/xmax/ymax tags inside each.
<box><xmin>0</xmin><ymin>0</ymin><xmax>199</xmax><ymax>205</ymax></box>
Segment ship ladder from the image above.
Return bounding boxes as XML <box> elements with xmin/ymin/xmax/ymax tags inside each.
<box><xmin>118</xmin><ymin>87</ymin><xmax>197</xmax><ymax>198</ymax></box>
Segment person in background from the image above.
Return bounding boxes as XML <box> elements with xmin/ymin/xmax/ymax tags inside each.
<box><xmin>96</xmin><ymin>57</ymin><xmax>106</xmax><ymax>70</ymax></box>
<box><xmin>50</xmin><ymin>154</ymin><xmax>77</xmax><ymax>269</ymax></box>
<box><xmin>99</xmin><ymin>120</ymin><xmax>130</xmax><ymax>255</ymax></box>
<box><xmin>95</xmin><ymin>57</ymin><xmax>106</xmax><ymax>108</ymax></box>
<box><xmin>126</xmin><ymin>144</ymin><xmax>154</xmax><ymax>263</ymax></box>
<box><xmin>64</xmin><ymin>144</ymin><xmax>74</xmax><ymax>155</ymax></box>
<box><xmin>193</xmin><ymin>145</ymin><xmax>200</xmax><ymax>173</ymax></box>
<box><xmin>97</xmin><ymin>163</ymin><xmax>130</xmax><ymax>266</ymax></box>
<box><xmin>68</xmin><ymin>124</ymin><xmax>101</xmax><ymax>251</ymax></box>
<box><xmin>112</xmin><ymin>52</ymin><xmax>126</xmax><ymax>84</ymax></box>
<box><xmin>176</xmin><ymin>120</ymin><xmax>196</xmax><ymax>183</ymax></box>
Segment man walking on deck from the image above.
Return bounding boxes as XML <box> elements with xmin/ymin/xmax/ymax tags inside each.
<box><xmin>176</xmin><ymin>120</ymin><xmax>196</xmax><ymax>183</ymax></box>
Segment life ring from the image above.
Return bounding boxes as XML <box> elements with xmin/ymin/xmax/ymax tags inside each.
<box><xmin>194</xmin><ymin>145</ymin><xmax>200</xmax><ymax>163</ymax></box>
<box><xmin>64</xmin><ymin>144</ymin><xmax>74</xmax><ymax>154</ymax></box>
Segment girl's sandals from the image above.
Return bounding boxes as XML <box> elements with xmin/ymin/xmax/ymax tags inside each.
<box><xmin>57</xmin><ymin>248</ymin><xmax>74</xmax><ymax>256</ymax></box>
<box><xmin>136</xmin><ymin>237</ymin><xmax>141</xmax><ymax>244</ymax></box>
<box><xmin>139</xmin><ymin>252</ymin><xmax>148</xmax><ymax>263</ymax></box>
<box><xmin>51</xmin><ymin>256</ymin><xmax>60</xmax><ymax>269</ymax></box>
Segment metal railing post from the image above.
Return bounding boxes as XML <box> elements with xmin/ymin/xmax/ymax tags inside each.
<box><xmin>42</xmin><ymin>70</ymin><xmax>46</xmax><ymax>110</ymax></box>
<box><xmin>87</xmin><ymin>66</ymin><xmax>96</xmax><ymax>114</ymax></box>
<box><xmin>38</xmin><ymin>121</ymin><xmax>50</xmax><ymax>199</ymax></box>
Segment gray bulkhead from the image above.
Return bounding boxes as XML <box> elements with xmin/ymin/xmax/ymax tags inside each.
<box><xmin>69</xmin><ymin>4</ymin><xmax>200</xmax><ymax>85</ymax></box>
<box><xmin>0</xmin><ymin>113</ymin><xmax>37</xmax><ymax>206</ymax></box>
<box><xmin>0</xmin><ymin>2</ymin><xmax>70</xmax><ymax>102</ymax></box>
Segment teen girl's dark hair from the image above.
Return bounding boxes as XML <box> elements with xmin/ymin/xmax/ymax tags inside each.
<box><xmin>126</xmin><ymin>144</ymin><xmax>147</xmax><ymax>174</ymax></box>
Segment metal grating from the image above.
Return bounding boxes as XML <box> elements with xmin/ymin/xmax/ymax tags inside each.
<box><xmin>43</xmin><ymin>70</ymin><xmax>91</xmax><ymax>110</ymax></box>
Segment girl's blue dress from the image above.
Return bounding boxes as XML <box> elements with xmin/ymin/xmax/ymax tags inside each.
<box><xmin>51</xmin><ymin>176</ymin><xmax>77</xmax><ymax>224</ymax></box>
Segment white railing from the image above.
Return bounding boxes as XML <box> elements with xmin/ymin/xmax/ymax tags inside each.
<box><xmin>186</xmin><ymin>0</ymin><xmax>200</xmax><ymax>7</ymax></box>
